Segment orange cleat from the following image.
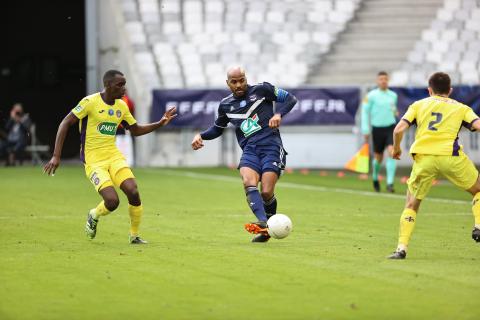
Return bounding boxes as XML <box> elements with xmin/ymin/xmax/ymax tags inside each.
<box><xmin>244</xmin><ymin>221</ymin><xmax>269</xmax><ymax>235</ymax></box>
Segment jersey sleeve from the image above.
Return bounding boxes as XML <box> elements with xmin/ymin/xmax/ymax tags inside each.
<box><xmin>260</xmin><ymin>82</ymin><xmax>290</xmax><ymax>103</ymax></box>
<box><xmin>71</xmin><ymin>98</ymin><xmax>91</xmax><ymax>119</ymax></box>
<box><xmin>360</xmin><ymin>93</ymin><xmax>373</xmax><ymax>134</ymax></box>
<box><xmin>214</xmin><ymin>104</ymin><xmax>230</xmax><ymax>128</ymax></box>
<box><xmin>402</xmin><ymin>102</ymin><xmax>417</xmax><ymax>126</ymax></box>
<box><xmin>393</xmin><ymin>92</ymin><xmax>399</xmax><ymax>114</ymax></box>
<box><xmin>462</xmin><ymin>107</ymin><xmax>479</xmax><ymax>131</ymax></box>
<box><xmin>464</xmin><ymin>107</ymin><xmax>479</xmax><ymax>124</ymax></box>
<box><xmin>122</xmin><ymin>106</ymin><xmax>137</xmax><ymax>127</ymax></box>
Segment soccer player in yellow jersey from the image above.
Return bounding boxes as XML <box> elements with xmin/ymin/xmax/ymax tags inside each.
<box><xmin>43</xmin><ymin>70</ymin><xmax>177</xmax><ymax>244</ymax></box>
<box><xmin>388</xmin><ymin>72</ymin><xmax>480</xmax><ymax>259</ymax></box>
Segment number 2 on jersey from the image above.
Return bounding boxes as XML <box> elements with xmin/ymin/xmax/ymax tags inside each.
<box><xmin>428</xmin><ymin>112</ymin><xmax>443</xmax><ymax>131</ymax></box>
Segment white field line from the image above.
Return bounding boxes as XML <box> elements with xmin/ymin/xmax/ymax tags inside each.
<box><xmin>153</xmin><ymin>169</ymin><xmax>471</xmax><ymax>206</ymax></box>
<box><xmin>0</xmin><ymin>212</ymin><xmax>471</xmax><ymax>220</ymax></box>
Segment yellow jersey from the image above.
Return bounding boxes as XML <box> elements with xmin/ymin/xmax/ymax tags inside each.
<box><xmin>402</xmin><ymin>95</ymin><xmax>479</xmax><ymax>156</ymax></box>
<box><xmin>71</xmin><ymin>93</ymin><xmax>137</xmax><ymax>164</ymax></box>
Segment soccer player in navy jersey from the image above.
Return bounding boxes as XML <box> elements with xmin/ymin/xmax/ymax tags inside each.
<box><xmin>191</xmin><ymin>66</ymin><xmax>297</xmax><ymax>242</ymax></box>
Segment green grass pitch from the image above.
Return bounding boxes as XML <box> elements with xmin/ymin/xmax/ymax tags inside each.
<box><xmin>0</xmin><ymin>166</ymin><xmax>478</xmax><ymax>319</ymax></box>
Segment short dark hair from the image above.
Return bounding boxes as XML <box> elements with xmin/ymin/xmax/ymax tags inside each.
<box><xmin>428</xmin><ymin>72</ymin><xmax>451</xmax><ymax>95</ymax></box>
<box><xmin>103</xmin><ymin>69</ymin><xmax>124</xmax><ymax>84</ymax></box>
<box><xmin>377</xmin><ymin>71</ymin><xmax>388</xmax><ymax>77</ymax></box>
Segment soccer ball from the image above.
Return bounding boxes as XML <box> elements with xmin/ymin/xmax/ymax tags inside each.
<box><xmin>267</xmin><ymin>214</ymin><xmax>292</xmax><ymax>239</ymax></box>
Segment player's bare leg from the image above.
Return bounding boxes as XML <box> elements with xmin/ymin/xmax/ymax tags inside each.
<box><xmin>372</xmin><ymin>152</ymin><xmax>383</xmax><ymax>192</ymax></box>
<box><xmin>261</xmin><ymin>171</ymin><xmax>278</xmax><ymax>219</ymax></box>
<box><xmin>388</xmin><ymin>191</ymin><xmax>421</xmax><ymax>259</ymax></box>
<box><xmin>120</xmin><ymin>178</ymin><xmax>147</xmax><ymax>244</ymax></box>
<box><xmin>385</xmin><ymin>145</ymin><xmax>396</xmax><ymax>193</ymax></box>
<box><xmin>466</xmin><ymin>176</ymin><xmax>480</xmax><ymax>242</ymax></box>
<box><xmin>241</xmin><ymin>167</ymin><xmax>270</xmax><ymax>242</ymax></box>
<box><xmin>86</xmin><ymin>186</ymin><xmax>120</xmax><ymax>239</ymax></box>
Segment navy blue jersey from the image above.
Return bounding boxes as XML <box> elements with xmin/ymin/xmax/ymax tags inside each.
<box><xmin>214</xmin><ymin>82</ymin><xmax>291</xmax><ymax>149</ymax></box>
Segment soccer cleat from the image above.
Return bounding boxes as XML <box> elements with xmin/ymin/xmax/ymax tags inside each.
<box><xmin>386</xmin><ymin>184</ymin><xmax>395</xmax><ymax>193</ymax></box>
<box><xmin>387</xmin><ymin>250</ymin><xmax>407</xmax><ymax>260</ymax></box>
<box><xmin>373</xmin><ymin>180</ymin><xmax>380</xmax><ymax>192</ymax></box>
<box><xmin>472</xmin><ymin>228</ymin><xmax>480</xmax><ymax>242</ymax></box>
<box><xmin>130</xmin><ymin>236</ymin><xmax>148</xmax><ymax>244</ymax></box>
<box><xmin>85</xmin><ymin>212</ymin><xmax>98</xmax><ymax>239</ymax></box>
<box><xmin>245</xmin><ymin>221</ymin><xmax>268</xmax><ymax>234</ymax></box>
<box><xmin>245</xmin><ymin>221</ymin><xmax>270</xmax><ymax>242</ymax></box>
<box><xmin>251</xmin><ymin>233</ymin><xmax>271</xmax><ymax>242</ymax></box>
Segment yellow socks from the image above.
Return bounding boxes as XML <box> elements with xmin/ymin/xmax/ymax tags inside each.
<box><xmin>473</xmin><ymin>193</ymin><xmax>480</xmax><ymax>228</ymax></box>
<box><xmin>90</xmin><ymin>201</ymin><xmax>110</xmax><ymax>219</ymax></box>
<box><xmin>397</xmin><ymin>208</ymin><xmax>417</xmax><ymax>251</ymax></box>
<box><xmin>129</xmin><ymin>204</ymin><xmax>143</xmax><ymax>237</ymax></box>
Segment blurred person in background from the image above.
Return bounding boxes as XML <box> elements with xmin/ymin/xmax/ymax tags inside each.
<box><xmin>116</xmin><ymin>92</ymin><xmax>135</xmax><ymax>166</ymax></box>
<box><xmin>1</xmin><ymin>103</ymin><xmax>31</xmax><ymax>166</ymax></box>
<box><xmin>361</xmin><ymin>71</ymin><xmax>399</xmax><ymax>193</ymax></box>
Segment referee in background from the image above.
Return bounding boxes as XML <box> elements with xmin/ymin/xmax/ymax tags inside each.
<box><xmin>361</xmin><ymin>71</ymin><xmax>399</xmax><ymax>193</ymax></box>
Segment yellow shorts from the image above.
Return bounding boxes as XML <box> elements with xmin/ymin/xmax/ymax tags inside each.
<box><xmin>407</xmin><ymin>152</ymin><xmax>479</xmax><ymax>200</ymax></box>
<box><xmin>84</xmin><ymin>158</ymin><xmax>135</xmax><ymax>192</ymax></box>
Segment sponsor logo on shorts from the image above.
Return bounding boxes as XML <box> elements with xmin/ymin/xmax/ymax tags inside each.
<box><xmin>116</xmin><ymin>110</ymin><xmax>122</xmax><ymax>118</ymax></box>
<box><xmin>240</xmin><ymin>114</ymin><xmax>261</xmax><ymax>137</ymax></box>
<box><xmin>90</xmin><ymin>172</ymin><xmax>100</xmax><ymax>186</ymax></box>
<box><xmin>108</xmin><ymin>109</ymin><xmax>114</xmax><ymax>116</ymax></box>
<box><xmin>97</xmin><ymin>122</ymin><xmax>117</xmax><ymax>135</ymax></box>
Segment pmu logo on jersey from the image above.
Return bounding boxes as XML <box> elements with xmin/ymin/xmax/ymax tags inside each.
<box><xmin>240</xmin><ymin>114</ymin><xmax>261</xmax><ymax>137</ymax></box>
<box><xmin>97</xmin><ymin>122</ymin><xmax>117</xmax><ymax>135</ymax></box>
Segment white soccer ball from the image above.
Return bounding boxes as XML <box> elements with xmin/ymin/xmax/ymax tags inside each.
<box><xmin>267</xmin><ymin>214</ymin><xmax>292</xmax><ymax>239</ymax></box>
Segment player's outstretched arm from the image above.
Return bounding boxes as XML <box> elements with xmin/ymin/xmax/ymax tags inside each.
<box><xmin>191</xmin><ymin>125</ymin><xmax>225</xmax><ymax>150</ymax></box>
<box><xmin>43</xmin><ymin>112</ymin><xmax>79</xmax><ymax>176</ymax></box>
<box><xmin>392</xmin><ymin>120</ymin><xmax>409</xmax><ymax>160</ymax></box>
<box><xmin>129</xmin><ymin>107</ymin><xmax>177</xmax><ymax>137</ymax></box>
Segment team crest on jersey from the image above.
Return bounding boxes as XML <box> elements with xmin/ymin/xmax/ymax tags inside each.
<box><xmin>116</xmin><ymin>110</ymin><xmax>122</xmax><ymax>118</ymax></box>
<box><xmin>108</xmin><ymin>109</ymin><xmax>114</xmax><ymax>116</ymax></box>
<box><xmin>97</xmin><ymin>122</ymin><xmax>117</xmax><ymax>135</ymax></box>
<box><xmin>239</xmin><ymin>100</ymin><xmax>247</xmax><ymax>108</ymax></box>
<box><xmin>240</xmin><ymin>114</ymin><xmax>261</xmax><ymax>137</ymax></box>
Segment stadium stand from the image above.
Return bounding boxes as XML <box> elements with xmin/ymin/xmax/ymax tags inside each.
<box><xmin>391</xmin><ymin>0</ymin><xmax>480</xmax><ymax>85</ymax></box>
<box><xmin>309</xmin><ymin>0</ymin><xmax>445</xmax><ymax>85</ymax></box>
<box><xmin>117</xmin><ymin>0</ymin><xmax>478</xmax><ymax>89</ymax></box>
<box><xmin>120</xmin><ymin>0</ymin><xmax>362</xmax><ymax>88</ymax></box>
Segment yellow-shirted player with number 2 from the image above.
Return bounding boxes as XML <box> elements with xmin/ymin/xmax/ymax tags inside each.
<box><xmin>44</xmin><ymin>70</ymin><xmax>177</xmax><ymax>244</ymax></box>
<box><xmin>388</xmin><ymin>72</ymin><xmax>480</xmax><ymax>259</ymax></box>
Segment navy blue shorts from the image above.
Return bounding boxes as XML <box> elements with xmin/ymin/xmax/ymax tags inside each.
<box><xmin>238</xmin><ymin>144</ymin><xmax>287</xmax><ymax>177</ymax></box>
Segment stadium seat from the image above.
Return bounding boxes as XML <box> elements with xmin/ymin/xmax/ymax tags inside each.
<box><xmin>120</xmin><ymin>0</ymin><xmax>361</xmax><ymax>88</ymax></box>
<box><xmin>392</xmin><ymin>0</ymin><xmax>480</xmax><ymax>85</ymax></box>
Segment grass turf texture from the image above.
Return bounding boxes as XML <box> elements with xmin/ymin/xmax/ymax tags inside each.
<box><xmin>0</xmin><ymin>166</ymin><xmax>478</xmax><ymax>320</ymax></box>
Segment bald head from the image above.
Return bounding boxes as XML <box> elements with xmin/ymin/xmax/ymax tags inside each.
<box><xmin>226</xmin><ymin>66</ymin><xmax>248</xmax><ymax>97</ymax></box>
<box><xmin>226</xmin><ymin>66</ymin><xmax>246</xmax><ymax>79</ymax></box>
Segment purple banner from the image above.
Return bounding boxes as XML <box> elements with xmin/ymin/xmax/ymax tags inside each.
<box><xmin>151</xmin><ymin>87</ymin><xmax>361</xmax><ymax>127</ymax></box>
<box><xmin>391</xmin><ymin>85</ymin><xmax>480</xmax><ymax>115</ymax></box>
